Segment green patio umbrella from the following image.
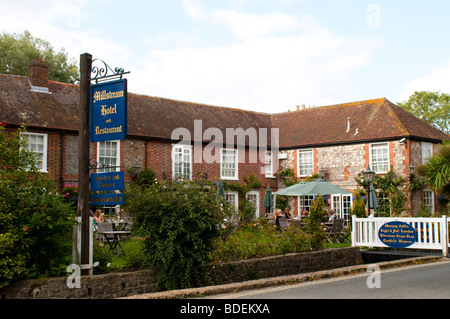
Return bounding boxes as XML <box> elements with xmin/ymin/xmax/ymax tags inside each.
<box><xmin>217</xmin><ymin>180</ymin><xmax>226</xmax><ymax>198</ymax></box>
<box><xmin>274</xmin><ymin>179</ymin><xmax>351</xmax><ymax>196</ymax></box>
<box><xmin>262</xmin><ymin>186</ymin><xmax>273</xmax><ymax>217</ymax></box>
<box><xmin>366</xmin><ymin>183</ymin><xmax>378</xmax><ymax>210</ymax></box>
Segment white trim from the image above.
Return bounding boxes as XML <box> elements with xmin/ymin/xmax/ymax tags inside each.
<box><xmin>423</xmin><ymin>189</ymin><xmax>434</xmax><ymax>215</ymax></box>
<box><xmin>246</xmin><ymin>190</ymin><xmax>260</xmax><ymax>219</ymax></box>
<box><xmin>21</xmin><ymin>132</ymin><xmax>48</xmax><ymax>172</ymax></box>
<box><xmin>297</xmin><ymin>149</ymin><xmax>314</xmax><ymax>177</ymax></box>
<box><xmin>220</xmin><ymin>148</ymin><xmax>238</xmax><ymax>180</ymax></box>
<box><xmin>172</xmin><ymin>144</ymin><xmax>192</xmax><ymax>180</ymax></box>
<box><xmin>226</xmin><ymin>191</ymin><xmax>239</xmax><ymax>209</ymax></box>
<box><xmin>369</xmin><ymin>142</ymin><xmax>389</xmax><ymax>174</ymax></box>
<box><xmin>265</xmin><ymin>150</ymin><xmax>275</xmax><ymax>177</ymax></box>
<box><xmin>97</xmin><ymin>140</ymin><xmax>121</xmax><ymax>172</ymax></box>
<box><xmin>422</xmin><ymin>142</ymin><xmax>433</xmax><ymax>164</ymax></box>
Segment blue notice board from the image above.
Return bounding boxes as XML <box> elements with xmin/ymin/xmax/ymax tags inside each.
<box><xmin>90</xmin><ymin>79</ymin><xmax>127</xmax><ymax>142</ymax></box>
<box><xmin>90</xmin><ymin>171</ymin><xmax>124</xmax><ymax>192</ymax></box>
<box><xmin>90</xmin><ymin>193</ymin><xmax>124</xmax><ymax>206</ymax></box>
<box><xmin>378</xmin><ymin>221</ymin><xmax>417</xmax><ymax>248</ymax></box>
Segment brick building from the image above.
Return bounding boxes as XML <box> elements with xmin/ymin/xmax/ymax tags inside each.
<box><xmin>1</xmin><ymin>60</ymin><xmax>448</xmax><ymax>222</ymax></box>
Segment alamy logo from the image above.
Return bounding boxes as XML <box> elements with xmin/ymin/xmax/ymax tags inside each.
<box><xmin>66</xmin><ymin>264</ymin><xmax>81</xmax><ymax>289</ymax></box>
<box><xmin>366</xmin><ymin>264</ymin><xmax>381</xmax><ymax>288</ymax></box>
<box><xmin>171</xmin><ymin>120</ymin><xmax>279</xmax><ymax>173</ymax></box>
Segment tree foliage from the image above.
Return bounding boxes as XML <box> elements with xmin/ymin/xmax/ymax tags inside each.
<box><xmin>355</xmin><ymin>169</ymin><xmax>406</xmax><ymax>216</ymax></box>
<box><xmin>0</xmin><ymin>127</ymin><xmax>76</xmax><ymax>288</ymax></box>
<box><xmin>126</xmin><ymin>179</ymin><xmax>235</xmax><ymax>291</ymax></box>
<box><xmin>0</xmin><ymin>30</ymin><xmax>79</xmax><ymax>83</ymax></box>
<box><xmin>398</xmin><ymin>91</ymin><xmax>450</xmax><ymax>134</ymax></box>
<box><xmin>416</xmin><ymin>141</ymin><xmax>450</xmax><ymax>196</ymax></box>
<box><xmin>305</xmin><ymin>195</ymin><xmax>326</xmax><ymax>249</ymax></box>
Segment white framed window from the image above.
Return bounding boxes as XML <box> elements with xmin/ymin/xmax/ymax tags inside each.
<box><xmin>246</xmin><ymin>191</ymin><xmax>260</xmax><ymax>219</ymax></box>
<box><xmin>370</xmin><ymin>142</ymin><xmax>389</xmax><ymax>173</ymax></box>
<box><xmin>21</xmin><ymin>132</ymin><xmax>48</xmax><ymax>172</ymax></box>
<box><xmin>172</xmin><ymin>144</ymin><xmax>192</xmax><ymax>180</ymax></box>
<box><xmin>423</xmin><ymin>190</ymin><xmax>434</xmax><ymax>214</ymax></box>
<box><xmin>297</xmin><ymin>149</ymin><xmax>314</xmax><ymax>177</ymax></box>
<box><xmin>265</xmin><ymin>150</ymin><xmax>274</xmax><ymax>177</ymax></box>
<box><xmin>97</xmin><ymin>140</ymin><xmax>120</xmax><ymax>173</ymax></box>
<box><xmin>221</xmin><ymin>148</ymin><xmax>238</xmax><ymax>180</ymax></box>
<box><xmin>422</xmin><ymin>142</ymin><xmax>433</xmax><ymax>164</ymax></box>
<box><xmin>226</xmin><ymin>191</ymin><xmax>239</xmax><ymax>210</ymax></box>
<box><xmin>298</xmin><ymin>195</ymin><xmax>314</xmax><ymax>213</ymax></box>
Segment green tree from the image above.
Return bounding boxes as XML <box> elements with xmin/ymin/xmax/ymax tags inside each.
<box><xmin>398</xmin><ymin>91</ymin><xmax>450</xmax><ymax>134</ymax></box>
<box><xmin>126</xmin><ymin>179</ymin><xmax>235</xmax><ymax>291</ymax></box>
<box><xmin>416</xmin><ymin>141</ymin><xmax>450</xmax><ymax>196</ymax></box>
<box><xmin>352</xmin><ymin>192</ymin><xmax>366</xmax><ymax>218</ymax></box>
<box><xmin>305</xmin><ymin>195</ymin><xmax>326</xmax><ymax>249</ymax></box>
<box><xmin>0</xmin><ymin>127</ymin><xmax>76</xmax><ymax>288</ymax></box>
<box><xmin>0</xmin><ymin>30</ymin><xmax>79</xmax><ymax>83</ymax></box>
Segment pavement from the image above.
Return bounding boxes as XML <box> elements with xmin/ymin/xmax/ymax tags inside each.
<box><xmin>123</xmin><ymin>255</ymin><xmax>444</xmax><ymax>299</ymax></box>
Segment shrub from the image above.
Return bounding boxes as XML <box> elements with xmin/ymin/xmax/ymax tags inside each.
<box><xmin>304</xmin><ymin>195</ymin><xmax>326</xmax><ymax>249</ymax></box>
<box><xmin>211</xmin><ymin>220</ymin><xmax>311</xmax><ymax>262</ymax></box>
<box><xmin>0</xmin><ymin>127</ymin><xmax>75</xmax><ymax>288</ymax></box>
<box><xmin>126</xmin><ymin>179</ymin><xmax>235</xmax><ymax>291</ymax></box>
<box><xmin>352</xmin><ymin>192</ymin><xmax>366</xmax><ymax>218</ymax></box>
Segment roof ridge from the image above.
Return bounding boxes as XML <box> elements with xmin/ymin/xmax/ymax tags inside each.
<box><xmin>271</xmin><ymin>97</ymin><xmax>387</xmax><ymax>117</ymax></box>
<box><xmin>130</xmin><ymin>93</ymin><xmax>272</xmax><ymax>116</ymax></box>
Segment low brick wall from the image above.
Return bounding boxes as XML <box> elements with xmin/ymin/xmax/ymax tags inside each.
<box><xmin>208</xmin><ymin>247</ymin><xmax>363</xmax><ymax>284</ymax></box>
<box><xmin>0</xmin><ymin>247</ymin><xmax>362</xmax><ymax>299</ymax></box>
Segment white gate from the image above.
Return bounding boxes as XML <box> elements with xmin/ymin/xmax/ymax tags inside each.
<box><xmin>351</xmin><ymin>215</ymin><xmax>449</xmax><ymax>257</ymax></box>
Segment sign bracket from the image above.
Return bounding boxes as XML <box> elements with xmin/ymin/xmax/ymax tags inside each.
<box><xmin>90</xmin><ymin>58</ymin><xmax>130</xmax><ymax>84</ymax></box>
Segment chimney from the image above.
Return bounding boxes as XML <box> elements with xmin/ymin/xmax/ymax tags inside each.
<box><xmin>300</xmin><ymin>105</ymin><xmax>306</xmax><ymax>110</ymax></box>
<box><xmin>295</xmin><ymin>105</ymin><xmax>299</xmax><ymax>111</ymax></box>
<box><xmin>28</xmin><ymin>59</ymin><xmax>49</xmax><ymax>88</ymax></box>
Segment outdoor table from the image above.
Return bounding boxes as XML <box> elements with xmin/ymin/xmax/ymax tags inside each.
<box><xmin>100</xmin><ymin>231</ymin><xmax>131</xmax><ymax>256</ymax></box>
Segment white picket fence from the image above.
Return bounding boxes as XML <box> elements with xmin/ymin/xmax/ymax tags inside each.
<box><xmin>351</xmin><ymin>215</ymin><xmax>449</xmax><ymax>257</ymax></box>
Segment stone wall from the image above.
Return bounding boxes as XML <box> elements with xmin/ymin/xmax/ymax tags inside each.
<box><xmin>0</xmin><ymin>247</ymin><xmax>362</xmax><ymax>299</ymax></box>
<box><xmin>208</xmin><ymin>247</ymin><xmax>363</xmax><ymax>285</ymax></box>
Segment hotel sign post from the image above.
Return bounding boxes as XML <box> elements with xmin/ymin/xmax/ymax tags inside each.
<box><xmin>76</xmin><ymin>53</ymin><xmax>129</xmax><ymax>275</ymax></box>
<box><xmin>90</xmin><ymin>79</ymin><xmax>127</xmax><ymax>142</ymax></box>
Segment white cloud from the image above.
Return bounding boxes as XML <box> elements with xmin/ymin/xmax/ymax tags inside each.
<box><xmin>131</xmin><ymin>28</ymin><xmax>378</xmax><ymax>112</ymax></box>
<box><xmin>210</xmin><ymin>10</ymin><xmax>304</xmax><ymax>39</ymax></box>
<box><xmin>398</xmin><ymin>59</ymin><xmax>450</xmax><ymax>102</ymax></box>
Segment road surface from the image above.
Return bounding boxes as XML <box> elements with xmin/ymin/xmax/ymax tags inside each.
<box><xmin>210</xmin><ymin>259</ymin><xmax>450</xmax><ymax>299</ymax></box>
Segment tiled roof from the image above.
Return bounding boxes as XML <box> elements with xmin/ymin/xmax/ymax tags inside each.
<box><xmin>0</xmin><ymin>74</ymin><xmax>272</xmax><ymax>144</ymax></box>
<box><xmin>0</xmin><ymin>74</ymin><xmax>80</xmax><ymax>131</ymax></box>
<box><xmin>272</xmin><ymin>98</ymin><xmax>449</xmax><ymax>149</ymax></box>
<box><xmin>0</xmin><ymin>74</ymin><xmax>448</xmax><ymax>148</ymax></box>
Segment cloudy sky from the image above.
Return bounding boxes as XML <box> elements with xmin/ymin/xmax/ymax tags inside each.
<box><xmin>1</xmin><ymin>0</ymin><xmax>449</xmax><ymax>113</ymax></box>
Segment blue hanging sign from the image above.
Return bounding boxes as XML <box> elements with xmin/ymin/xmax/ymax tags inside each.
<box><xmin>90</xmin><ymin>171</ymin><xmax>124</xmax><ymax>192</ymax></box>
<box><xmin>90</xmin><ymin>79</ymin><xmax>127</xmax><ymax>142</ymax></box>
<box><xmin>90</xmin><ymin>193</ymin><xmax>124</xmax><ymax>206</ymax></box>
<box><xmin>378</xmin><ymin>221</ymin><xmax>417</xmax><ymax>248</ymax></box>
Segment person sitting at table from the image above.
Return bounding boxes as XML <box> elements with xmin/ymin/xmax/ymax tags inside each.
<box><xmin>301</xmin><ymin>209</ymin><xmax>309</xmax><ymax>218</ymax></box>
<box><xmin>328</xmin><ymin>209</ymin><xmax>336</xmax><ymax>223</ymax></box>
<box><xmin>284</xmin><ymin>207</ymin><xmax>292</xmax><ymax>220</ymax></box>
<box><xmin>93</xmin><ymin>209</ymin><xmax>104</xmax><ymax>231</ymax></box>
<box><xmin>273</xmin><ymin>209</ymin><xmax>283</xmax><ymax>227</ymax></box>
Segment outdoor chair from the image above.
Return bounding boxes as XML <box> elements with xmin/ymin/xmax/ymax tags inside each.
<box><xmin>325</xmin><ymin>218</ymin><xmax>345</xmax><ymax>244</ymax></box>
<box><xmin>277</xmin><ymin>216</ymin><xmax>288</xmax><ymax>231</ymax></box>
<box><xmin>123</xmin><ymin>222</ymin><xmax>132</xmax><ymax>231</ymax></box>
